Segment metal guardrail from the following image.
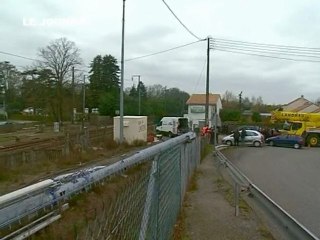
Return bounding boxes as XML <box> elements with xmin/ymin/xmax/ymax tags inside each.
<box><xmin>215</xmin><ymin>146</ymin><xmax>319</xmax><ymax>240</ymax></box>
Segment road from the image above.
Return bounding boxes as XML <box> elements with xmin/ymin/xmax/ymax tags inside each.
<box><xmin>223</xmin><ymin>146</ymin><xmax>320</xmax><ymax>238</ymax></box>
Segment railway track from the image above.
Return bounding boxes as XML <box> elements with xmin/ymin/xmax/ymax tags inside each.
<box><xmin>0</xmin><ymin>137</ymin><xmax>63</xmax><ymax>152</ymax></box>
<box><xmin>0</xmin><ymin>127</ymin><xmax>113</xmax><ymax>153</ymax></box>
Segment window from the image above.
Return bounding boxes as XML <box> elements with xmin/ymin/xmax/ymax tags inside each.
<box><xmin>291</xmin><ymin>122</ymin><xmax>302</xmax><ymax>131</ymax></box>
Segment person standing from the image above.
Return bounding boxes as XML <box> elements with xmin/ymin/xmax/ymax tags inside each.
<box><xmin>201</xmin><ymin>125</ymin><xmax>209</xmax><ymax>136</ymax></box>
<box><xmin>233</xmin><ymin>129</ymin><xmax>240</xmax><ymax>146</ymax></box>
<box><xmin>241</xmin><ymin>128</ymin><xmax>246</xmax><ymax>144</ymax></box>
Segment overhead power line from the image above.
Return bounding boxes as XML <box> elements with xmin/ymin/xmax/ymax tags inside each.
<box><xmin>0</xmin><ymin>50</ymin><xmax>38</xmax><ymax>61</ymax></box>
<box><xmin>125</xmin><ymin>39</ymin><xmax>204</xmax><ymax>62</ymax></box>
<box><xmin>212</xmin><ymin>44</ymin><xmax>320</xmax><ymax>59</ymax></box>
<box><xmin>2</xmin><ymin>39</ymin><xmax>203</xmax><ymax>67</ymax></box>
<box><xmin>0</xmin><ymin>50</ymin><xmax>90</xmax><ymax>72</ymax></box>
<box><xmin>193</xmin><ymin>58</ymin><xmax>207</xmax><ymax>92</ymax></box>
<box><xmin>210</xmin><ymin>37</ymin><xmax>320</xmax><ymax>63</ymax></box>
<box><xmin>161</xmin><ymin>0</ymin><xmax>203</xmax><ymax>41</ymax></box>
<box><xmin>212</xmin><ymin>42</ymin><xmax>320</xmax><ymax>55</ymax></box>
<box><xmin>4</xmin><ymin>36</ymin><xmax>320</xmax><ymax>67</ymax></box>
<box><xmin>213</xmin><ymin>48</ymin><xmax>320</xmax><ymax>63</ymax></box>
<box><xmin>213</xmin><ymin>37</ymin><xmax>320</xmax><ymax>52</ymax></box>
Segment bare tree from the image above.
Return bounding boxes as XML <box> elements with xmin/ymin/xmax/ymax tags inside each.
<box><xmin>222</xmin><ymin>90</ymin><xmax>237</xmax><ymax>103</ymax></box>
<box><xmin>38</xmin><ymin>37</ymin><xmax>82</xmax><ymax>122</ymax></box>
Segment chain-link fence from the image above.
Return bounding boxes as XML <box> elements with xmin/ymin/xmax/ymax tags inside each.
<box><xmin>76</xmin><ymin>133</ymin><xmax>200</xmax><ymax>240</ymax></box>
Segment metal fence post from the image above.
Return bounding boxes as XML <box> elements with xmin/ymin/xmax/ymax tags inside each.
<box><xmin>139</xmin><ymin>156</ymin><xmax>159</xmax><ymax>240</ymax></box>
<box><xmin>180</xmin><ymin>143</ymin><xmax>185</xmax><ymax>208</ymax></box>
<box><xmin>156</xmin><ymin>154</ymin><xmax>160</xmax><ymax>239</ymax></box>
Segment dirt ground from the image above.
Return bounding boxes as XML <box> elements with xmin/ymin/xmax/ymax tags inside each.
<box><xmin>180</xmin><ymin>153</ymin><xmax>277</xmax><ymax>240</ymax></box>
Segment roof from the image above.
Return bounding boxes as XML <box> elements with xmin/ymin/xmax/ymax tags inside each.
<box><xmin>283</xmin><ymin>95</ymin><xmax>320</xmax><ymax>113</ymax></box>
<box><xmin>186</xmin><ymin>94</ymin><xmax>221</xmax><ymax>105</ymax></box>
<box><xmin>113</xmin><ymin>116</ymin><xmax>147</xmax><ymax>119</ymax></box>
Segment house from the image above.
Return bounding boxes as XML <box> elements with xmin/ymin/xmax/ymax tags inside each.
<box><xmin>282</xmin><ymin>95</ymin><xmax>320</xmax><ymax>113</ymax></box>
<box><xmin>185</xmin><ymin>93</ymin><xmax>222</xmax><ymax>129</ymax></box>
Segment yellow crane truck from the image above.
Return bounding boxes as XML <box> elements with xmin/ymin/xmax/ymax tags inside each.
<box><xmin>271</xmin><ymin>110</ymin><xmax>320</xmax><ymax>147</ymax></box>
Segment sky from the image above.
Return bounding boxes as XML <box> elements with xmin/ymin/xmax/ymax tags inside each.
<box><xmin>1</xmin><ymin>0</ymin><xmax>320</xmax><ymax>105</ymax></box>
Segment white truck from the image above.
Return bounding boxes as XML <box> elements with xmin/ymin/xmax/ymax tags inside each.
<box><xmin>156</xmin><ymin>117</ymin><xmax>189</xmax><ymax>138</ymax></box>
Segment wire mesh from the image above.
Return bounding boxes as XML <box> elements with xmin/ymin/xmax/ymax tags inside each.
<box><xmin>80</xmin><ymin>135</ymin><xmax>200</xmax><ymax>240</ymax></box>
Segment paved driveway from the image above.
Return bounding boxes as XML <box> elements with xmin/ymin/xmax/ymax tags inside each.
<box><xmin>223</xmin><ymin>146</ymin><xmax>320</xmax><ymax>237</ymax></box>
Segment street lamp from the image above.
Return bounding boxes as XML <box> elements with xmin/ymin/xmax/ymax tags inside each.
<box><xmin>132</xmin><ymin>75</ymin><xmax>141</xmax><ymax>115</ymax></box>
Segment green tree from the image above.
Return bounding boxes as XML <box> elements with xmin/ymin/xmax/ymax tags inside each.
<box><xmin>220</xmin><ymin>109</ymin><xmax>241</xmax><ymax>121</ymax></box>
<box><xmin>88</xmin><ymin>54</ymin><xmax>120</xmax><ymax>115</ymax></box>
<box><xmin>142</xmin><ymin>85</ymin><xmax>189</xmax><ymax>118</ymax></box>
<box><xmin>0</xmin><ymin>62</ymin><xmax>22</xmax><ymax>112</ymax></box>
<box><xmin>163</xmin><ymin>88</ymin><xmax>189</xmax><ymax>116</ymax></box>
<box><xmin>129</xmin><ymin>85</ymin><xmax>137</xmax><ymax>97</ymax></box>
<box><xmin>21</xmin><ymin>69</ymin><xmax>56</xmax><ymax>117</ymax></box>
<box><xmin>147</xmin><ymin>84</ymin><xmax>166</xmax><ymax>98</ymax></box>
<box><xmin>126</xmin><ymin>81</ymin><xmax>147</xmax><ymax>115</ymax></box>
<box><xmin>138</xmin><ymin>81</ymin><xmax>147</xmax><ymax>99</ymax></box>
<box><xmin>252</xmin><ymin>112</ymin><xmax>262</xmax><ymax>122</ymax></box>
<box><xmin>99</xmin><ymin>92</ymin><xmax>117</xmax><ymax>116</ymax></box>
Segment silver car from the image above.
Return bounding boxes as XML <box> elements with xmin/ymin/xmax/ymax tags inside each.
<box><xmin>222</xmin><ymin>130</ymin><xmax>264</xmax><ymax>147</ymax></box>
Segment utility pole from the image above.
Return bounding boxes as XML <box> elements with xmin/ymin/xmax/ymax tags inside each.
<box><xmin>205</xmin><ymin>37</ymin><xmax>211</xmax><ymax>126</ymax></box>
<box><xmin>132</xmin><ymin>75</ymin><xmax>141</xmax><ymax>115</ymax></box>
<box><xmin>2</xmin><ymin>84</ymin><xmax>5</xmax><ymax>113</ymax></box>
<box><xmin>214</xmin><ymin>106</ymin><xmax>217</xmax><ymax>146</ymax></box>
<box><xmin>138</xmin><ymin>77</ymin><xmax>141</xmax><ymax>115</ymax></box>
<box><xmin>72</xmin><ymin>66</ymin><xmax>75</xmax><ymax>124</ymax></box>
<box><xmin>119</xmin><ymin>0</ymin><xmax>126</xmax><ymax>143</ymax></box>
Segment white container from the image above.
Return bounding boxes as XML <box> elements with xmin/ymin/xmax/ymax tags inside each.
<box><xmin>113</xmin><ymin>116</ymin><xmax>147</xmax><ymax>144</ymax></box>
<box><xmin>53</xmin><ymin>122</ymin><xmax>60</xmax><ymax>132</ymax></box>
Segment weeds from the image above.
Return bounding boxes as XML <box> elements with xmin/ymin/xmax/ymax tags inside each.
<box><xmin>215</xmin><ymin>178</ymin><xmax>251</xmax><ymax>216</ymax></box>
<box><xmin>189</xmin><ymin>171</ymin><xmax>199</xmax><ymax>192</ymax></box>
<box><xmin>0</xmin><ymin>137</ymin><xmax>150</xmax><ymax>195</ymax></box>
<box><xmin>258</xmin><ymin>226</ymin><xmax>276</xmax><ymax>240</ymax></box>
<box><xmin>201</xmin><ymin>144</ymin><xmax>212</xmax><ymax>161</ymax></box>
<box><xmin>131</xmin><ymin>139</ymin><xmax>147</xmax><ymax>147</ymax></box>
<box><xmin>172</xmin><ymin>206</ymin><xmax>190</xmax><ymax>240</ymax></box>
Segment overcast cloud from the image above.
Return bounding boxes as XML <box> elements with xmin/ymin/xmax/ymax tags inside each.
<box><xmin>1</xmin><ymin>0</ymin><xmax>320</xmax><ymax>105</ymax></box>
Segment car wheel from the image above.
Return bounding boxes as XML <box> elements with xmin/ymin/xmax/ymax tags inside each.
<box><xmin>269</xmin><ymin>141</ymin><xmax>274</xmax><ymax>146</ymax></box>
<box><xmin>168</xmin><ymin>132</ymin><xmax>173</xmax><ymax>138</ymax></box>
<box><xmin>253</xmin><ymin>141</ymin><xmax>261</xmax><ymax>147</ymax></box>
<box><xmin>226</xmin><ymin>140</ymin><xmax>232</xmax><ymax>146</ymax></box>
<box><xmin>293</xmin><ymin>143</ymin><xmax>300</xmax><ymax>149</ymax></box>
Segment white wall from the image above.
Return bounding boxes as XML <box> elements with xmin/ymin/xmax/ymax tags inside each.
<box><xmin>186</xmin><ymin>98</ymin><xmax>222</xmax><ymax>129</ymax></box>
<box><xmin>113</xmin><ymin>116</ymin><xmax>147</xmax><ymax>144</ymax></box>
